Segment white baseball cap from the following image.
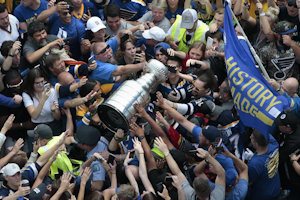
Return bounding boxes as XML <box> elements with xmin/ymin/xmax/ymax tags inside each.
<box><xmin>142</xmin><ymin>26</ymin><xmax>166</xmax><ymax>42</ymax></box>
<box><xmin>87</xmin><ymin>16</ymin><xmax>106</xmax><ymax>33</ymax></box>
<box><xmin>0</xmin><ymin>163</ymin><xmax>20</xmax><ymax>176</ymax></box>
<box><xmin>180</xmin><ymin>9</ymin><xmax>198</xmax><ymax>29</ymax></box>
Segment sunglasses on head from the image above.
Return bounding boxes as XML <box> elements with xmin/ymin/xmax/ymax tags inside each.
<box><xmin>288</xmin><ymin>2</ymin><xmax>297</xmax><ymax>8</ymax></box>
<box><xmin>96</xmin><ymin>44</ymin><xmax>110</xmax><ymax>55</ymax></box>
<box><xmin>6</xmin><ymin>79</ymin><xmax>23</xmax><ymax>88</ymax></box>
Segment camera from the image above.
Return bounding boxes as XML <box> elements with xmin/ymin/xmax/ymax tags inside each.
<box><xmin>63</xmin><ymin>37</ymin><xmax>72</xmax><ymax>46</ymax></box>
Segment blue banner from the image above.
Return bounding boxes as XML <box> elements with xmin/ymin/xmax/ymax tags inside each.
<box><xmin>224</xmin><ymin>2</ymin><xmax>290</xmax><ymax>138</ymax></box>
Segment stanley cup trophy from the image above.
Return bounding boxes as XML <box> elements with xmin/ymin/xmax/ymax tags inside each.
<box><xmin>98</xmin><ymin>59</ymin><xmax>168</xmax><ymax>132</ymax></box>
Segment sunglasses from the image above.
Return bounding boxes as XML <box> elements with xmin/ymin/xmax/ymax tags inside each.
<box><xmin>288</xmin><ymin>2</ymin><xmax>297</xmax><ymax>8</ymax></box>
<box><xmin>62</xmin><ymin>11</ymin><xmax>72</xmax><ymax>16</ymax></box>
<box><xmin>192</xmin><ymin>80</ymin><xmax>206</xmax><ymax>92</ymax></box>
<box><xmin>6</xmin><ymin>79</ymin><xmax>23</xmax><ymax>88</ymax></box>
<box><xmin>96</xmin><ymin>44</ymin><xmax>110</xmax><ymax>55</ymax></box>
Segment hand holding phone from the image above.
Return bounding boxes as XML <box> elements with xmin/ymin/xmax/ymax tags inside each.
<box><xmin>206</xmin><ymin>37</ymin><xmax>213</xmax><ymax>48</ymax></box>
<box><xmin>129</xmin><ymin>151</ymin><xmax>135</xmax><ymax>159</ymax></box>
<box><xmin>107</xmin><ymin>154</ymin><xmax>116</xmax><ymax>165</ymax></box>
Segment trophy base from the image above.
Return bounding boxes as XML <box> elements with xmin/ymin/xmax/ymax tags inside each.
<box><xmin>98</xmin><ymin>104</ymin><xmax>129</xmax><ymax>133</ymax></box>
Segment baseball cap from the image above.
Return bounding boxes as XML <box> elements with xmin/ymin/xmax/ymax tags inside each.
<box><xmin>75</xmin><ymin>125</ymin><xmax>101</xmax><ymax>146</ymax></box>
<box><xmin>154</xmin><ymin>42</ymin><xmax>171</xmax><ymax>53</ymax></box>
<box><xmin>216</xmin><ymin>154</ymin><xmax>238</xmax><ymax>187</ymax></box>
<box><xmin>275</xmin><ymin>112</ymin><xmax>299</xmax><ymax>130</ymax></box>
<box><xmin>87</xmin><ymin>17</ymin><xmax>106</xmax><ymax>33</ymax></box>
<box><xmin>28</xmin><ymin>124</ymin><xmax>53</xmax><ymax>139</ymax></box>
<box><xmin>287</xmin><ymin>0</ymin><xmax>296</xmax><ymax>3</ymax></box>
<box><xmin>274</xmin><ymin>21</ymin><xmax>297</xmax><ymax>35</ymax></box>
<box><xmin>142</xmin><ymin>26</ymin><xmax>166</xmax><ymax>42</ymax></box>
<box><xmin>0</xmin><ymin>163</ymin><xmax>20</xmax><ymax>176</ymax></box>
<box><xmin>28</xmin><ymin>183</ymin><xmax>47</xmax><ymax>200</ymax></box>
<box><xmin>180</xmin><ymin>9</ymin><xmax>198</xmax><ymax>29</ymax></box>
<box><xmin>199</xmin><ymin>100</ymin><xmax>223</xmax><ymax>116</ymax></box>
<box><xmin>202</xmin><ymin>126</ymin><xmax>221</xmax><ymax>143</ymax></box>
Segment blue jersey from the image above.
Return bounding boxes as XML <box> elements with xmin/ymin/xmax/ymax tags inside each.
<box><xmin>247</xmin><ymin>135</ymin><xmax>281</xmax><ymax>200</ymax></box>
<box><xmin>48</xmin><ymin>15</ymin><xmax>86</xmax><ymax>60</ymax></box>
<box><xmin>157</xmin><ymin>78</ymin><xmax>193</xmax><ymax>103</ymax></box>
<box><xmin>14</xmin><ymin>0</ymin><xmax>48</xmax><ymax>25</ymax></box>
<box><xmin>165</xmin><ymin>7</ymin><xmax>184</xmax><ymax>20</ymax></box>
<box><xmin>73</xmin><ymin>1</ymin><xmax>99</xmax><ymax>24</ymax></box>
<box><xmin>111</xmin><ymin>0</ymin><xmax>148</xmax><ymax>21</ymax></box>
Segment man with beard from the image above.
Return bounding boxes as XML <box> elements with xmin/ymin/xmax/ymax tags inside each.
<box><xmin>23</xmin><ymin>20</ymin><xmax>63</xmax><ymax>69</ymax></box>
<box><xmin>37</xmin><ymin>0</ymin><xmax>86</xmax><ymax>60</ymax></box>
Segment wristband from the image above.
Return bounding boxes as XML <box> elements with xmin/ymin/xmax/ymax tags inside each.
<box><xmin>164</xmin><ymin>151</ymin><xmax>170</xmax><ymax>157</ymax></box>
<box><xmin>114</xmin><ymin>136</ymin><xmax>123</xmax><ymax>142</ymax></box>
<box><xmin>8</xmin><ymin>54</ymin><xmax>14</xmax><ymax>57</ymax></box>
<box><xmin>259</xmin><ymin>12</ymin><xmax>266</xmax><ymax>16</ymax></box>
<box><xmin>276</xmin><ymin>84</ymin><xmax>281</xmax><ymax>92</ymax></box>
<box><xmin>291</xmin><ymin>160</ymin><xmax>298</xmax><ymax>163</ymax></box>
<box><xmin>138</xmin><ymin>135</ymin><xmax>145</xmax><ymax>140</ymax></box>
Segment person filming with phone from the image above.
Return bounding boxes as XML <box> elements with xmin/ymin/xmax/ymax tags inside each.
<box><xmin>22</xmin><ymin>68</ymin><xmax>61</xmax><ymax>134</ymax></box>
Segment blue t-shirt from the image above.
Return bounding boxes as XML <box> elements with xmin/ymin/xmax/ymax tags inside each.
<box><xmin>14</xmin><ymin>0</ymin><xmax>48</xmax><ymax>25</ymax></box>
<box><xmin>89</xmin><ymin>37</ymin><xmax>119</xmax><ymax>84</ymax></box>
<box><xmin>226</xmin><ymin>179</ymin><xmax>248</xmax><ymax>200</ymax></box>
<box><xmin>247</xmin><ymin>134</ymin><xmax>280</xmax><ymax>200</ymax></box>
<box><xmin>48</xmin><ymin>14</ymin><xmax>86</xmax><ymax>60</ymax></box>
<box><xmin>87</xmin><ymin>137</ymin><xmax>109</xmax><ymax>181</ymax></box>
<box><xmin>165</xmin><ymin>7</ymin><xmax>184</xmax><ymax>20</ymax></box>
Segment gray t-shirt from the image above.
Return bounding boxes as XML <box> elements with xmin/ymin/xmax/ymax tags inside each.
<box><xmin>23</xmin><ymin>34</ymin><xmax>58</xmax><ymax>56</ymax></box>
<box><xmin>138</xmin><ymin>11</ymin><xmax>170</xmax><ymax>33</ymax></box>
<box><xmin>181</xmin><ymin>180</ymin><xmax>225</xmax><ymax>200</ymax></box>
<box><xmin>104</xmin><ymin>20</ymin><xmax>133</xmax><ymax>37</ymax></box>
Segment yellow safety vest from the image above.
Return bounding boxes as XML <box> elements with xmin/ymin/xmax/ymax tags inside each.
<box><xmin>170</xmin><ymin>15</ymin><xmax>208</xmax><ymax>53</ymax></box>
<box><xmin>38</xmin><ymin>134</ymin><xmax>82</xmax><ymax>179</ymax></box>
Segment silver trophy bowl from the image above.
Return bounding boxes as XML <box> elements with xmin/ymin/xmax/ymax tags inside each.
<box><xmin>98</xmin><ymin>59</ymin><xmax>168</xmax><ymax>132</ymax></box>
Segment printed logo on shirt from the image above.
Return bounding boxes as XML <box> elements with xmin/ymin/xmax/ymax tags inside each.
<box><xmin>57</xmin><ymin>27</ymin><xmax>68</xmax><ymax>39</ymax></box>
<box><xmin>265</xmin><ymin>148</ymin><xmax>279</xmax><ymax>179</ymax></box>
<box><xmin>91</xmin><ymin>163</ymin><xmax>101</xmax><ymax>172</ymax></box>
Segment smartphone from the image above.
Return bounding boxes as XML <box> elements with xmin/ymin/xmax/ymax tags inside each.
<box><xmin>107</xmin><ymin>154</ymin><xmax>115</xmax><ymax>165</ymax></box>
<box><xmin>160</xmin><ymin>48</ymin><xmax>168</xmax><ymax>56</ymax></box>
<box><xmin>136</xmin><ymin>50</ymin><xmax>142</xmax><ymax>54</ymax></box>
<box><xmin>164</xmin><ymin>176</ymin><xmax>173</xmax><ymax>184</ymax></box>
<box><xmin>129</xmin><ymin>151</ymin><xmax>135</xmax><ymax>158</ymax></box>
<box><xmin>167</xmin><ymin>65</ymin><xmax>177</xmax><ymax>73</ymax></box>
<box><xmin>292</xmin><ymin>149</ymin><xmax>300</xmax><ymax>156</ymax></box>
<box><xmin>88</xmin><ymin>56</ymin><xmax>94</xmax><ymax>65</ymax></box>
<box><xmin>21</xmin><ymin>180</ymin><xmax>30</xmax><ymax>187</ymax></box>
<box><xmin>63</xmin><ymin>37</ymin><xmax>72</xmax><ymax>45</ymax></box>
<box><xmin>206</xmin><ymin>37</ymin><xmax>213</xmax><ymax>47</ymax></box>
<box><xmin>44</xmin><ymin>83</ymin><xmax>51</xmax><ymax>90</ymax></box>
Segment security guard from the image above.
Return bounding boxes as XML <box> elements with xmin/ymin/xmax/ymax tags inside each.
<box><xmin>167</xmin><ymin>8</ymin><xmax>208</xmax><ymax>53</ymax></box>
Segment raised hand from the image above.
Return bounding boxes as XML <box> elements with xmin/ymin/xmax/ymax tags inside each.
<box><xmin>12</xmin><ymin>138</ymin><xmax>24</xmax><ymax>153</ymax></box>
<box><xmin>1</xmin><ymin>114</ymin><xmax>15</xmax><ymax>133</ymax></box>
<box><xmin>133</xmin><ymin>137</ymin><xmax>144</xmax><ymax>154</ymax></box>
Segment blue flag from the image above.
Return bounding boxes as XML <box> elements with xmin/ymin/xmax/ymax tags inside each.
<box><xmin>224</xmin><ymin>2</ymin><xmax>290</xmax><ymax>138</ymax></box>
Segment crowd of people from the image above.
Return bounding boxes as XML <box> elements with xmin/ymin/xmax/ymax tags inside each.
<box><xmin>0</xmin><ymin>0</ymin><xmax>300</xmax><ymax>199</ymax></box>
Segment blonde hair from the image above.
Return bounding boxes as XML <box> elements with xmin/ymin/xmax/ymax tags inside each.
<box><xmin>151</xmin><ymin>0</ymin><xmax>168</xmax><ymax>11</ymax></box>
<box><xmin>265</xmin><ymin>7</ymin><xmax>279</xmax><ymax>22</ymax></box>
